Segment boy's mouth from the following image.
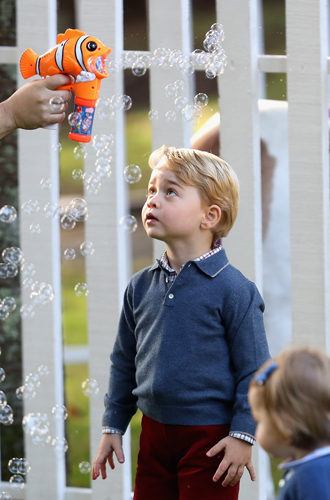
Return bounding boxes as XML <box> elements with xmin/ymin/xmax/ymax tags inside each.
<box><xmin>146</xmin><ymin>212</ymin><xmax>158</xmax><ymax>222</ymax></box>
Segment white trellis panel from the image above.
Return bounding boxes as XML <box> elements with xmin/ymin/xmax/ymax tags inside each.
<box><xmin>286</xmin><ymin>0</ymin><xmax>330</xmax><ymax>350</ymax></box>
<box><xmin>215</xmin><ymin>1</ymin><xmax>265</xmax><ymax>500</ymax></box>
<box><xmin>76</xmin><ymin>1</ymin><xmax>132</xmax><ymax>500</ymax></box>
<box><xmin>148</xmin><ymin>0</ymin><xmax>194</xmax><ymax>259</ymax></box>
<box><xmin>16</xmin><ymin>1</ymin><xmax>66</xmax><ymax>500</ymax></box>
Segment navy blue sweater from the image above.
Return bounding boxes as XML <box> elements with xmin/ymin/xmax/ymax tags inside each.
<box><xmin>103</xmin><ymin>248</ymin><xmax>270</xmax><ymax>434</ymax></box>
<box><xmin>277</xmin><ymin>453</ymin><xmax>330</xmax><ymax>499</ymax></box>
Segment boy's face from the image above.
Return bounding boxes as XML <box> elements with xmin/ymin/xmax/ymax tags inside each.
<box><xmin>142</xmin><ymin>161</ymin><xmax>209</xmax><ymax>246</ymax></box>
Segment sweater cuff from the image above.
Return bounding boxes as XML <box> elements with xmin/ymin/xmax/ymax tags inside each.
<box><xmin>229</xmin><ymin>431</ymin><xmax>255</xmax><ymax>445</ymax></box>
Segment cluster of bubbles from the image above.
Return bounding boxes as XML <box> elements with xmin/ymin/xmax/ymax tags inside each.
<box><xmin>64</xmin><ymin>241</ymin><xmax>95</xmax><ymax>261</ymax></box>
<box><xmin>15</xmin><ymin>365</ymin><xmax>49</xmax><ymax>401</ymax></box>
<box><xmin>0</xmin><ymin>386</ymin><xmax>14</xmax><ymax>426</ymax></box>
<box><xmin>22</xmin><ymin>412</ymin><xmax>69</xmax><ymax>453</ymax></box>
<box><xmin>0</xmin><ymin>492</ymin><xmax>12</xmax><ymax>500</ymax></box>
<box><xmin>106</xmin><ymin>24</ymin><xmax>226</xmax><ymax>80</ymax></box>
<box><xmin>0</xmin><ymin>205</ymin><xmax>17</xmax><ymax>224</ymax></box>
<box><xmin>165</xmin><ymin>80</ymin><xmax>209</xmax><ymax>123</ymax></box>
<box><xmin>0</xmin><ymin>246</ymin><xmax>23</xmax><ymax>281</ymax></box>
<box><xmin>19</xmin><ymin>259</ymin><xmax>55</xmax><ymax>319</ymax></box>
<box><xmin>96</xmin><ymin>94</ymin><xmax>133</xmax><ymax>121</ymax></box>
<box><xmin>7</xmin><ymin>458</ymin><xmax>31</xmax><ymax>490</ymax></box>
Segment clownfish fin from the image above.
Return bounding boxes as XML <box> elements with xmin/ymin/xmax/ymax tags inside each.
<box><xmin>20</xmin><ymin>48</ymin><xmax>38</xmax><ymax>79</ymax></box>
<box><xmin>56</xmin><ymin>29</ymin><xmax>86</xmax><ymax>44</ymax></box>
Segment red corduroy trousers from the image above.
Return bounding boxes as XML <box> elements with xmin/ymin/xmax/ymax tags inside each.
<box><xmin>134</xmin><ymin>414</ymin><xmax>240</xmax><ymax>500</ymax></box>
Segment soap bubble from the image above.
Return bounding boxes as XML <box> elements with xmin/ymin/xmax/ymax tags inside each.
<box><xmin>0</xmin><ymin>367</ymin><xmax>6</xmax><ymax>382</ymax></box>
<box><xmin>73</xmin><ymin>144</ymin><xmax>87</xmax><ymax>160</ymax></box>
<box><xmin>132</xmin><ymin>58</ymin><xmax>147</xmax><ymax>77</ymax></box>
<box><xmin>191</xmin><ymin>49</ymin><xmax>208</xmax><ymax>66</ymax></box>
<box><xmin>64</xmin><ymin>248</ymin><xmax>76</xmax><ymax>260</ymax></box>
<box><xmin>51</xmin><ymin>405</ymin><xmax>68</xmax><ymax>421</ymax></box>
<box><xmin>107</xmin><ymin>57</ymin><xmax>123</xmax><ymax>73</ymax></box>
<box><xmin>31</xmin><ymin>425</ymin><xmax>51</xmax><ymax>445</ymax></box>
<box><xmin>174</xmin><ymin>96</ymin><xmax>188</xmax><ymax>111</ymax></box>
<box><xmin>6</xmin><ymin>263</ymin><xmax>18</xmax><ymax>278</ymax></box>
<box><xmin>0</xmin><ymin>492</ymin><xmax>12</xmax><ymax>500</ymax></box>
<box><xmin>82</xmin><ymin>378</ymin><xmax>99</xmax><ymax>396</ymax></box>
<box><xmin>29</xmin><ymin>223</ymin><xmax>41</xmax><ymax>235</ymax></box>
<box><xmin>22</xmin><ymin>278</ymin><xmax>33</xmax><ymax>289</ymax></box>
<box><xmin>119</xmin><ymin>215</ymin><xmax>138</xmax><ymax>233</ymax></box>
<box><xmin>174</xmin><ymin>79</ymin><xmax>184</xmax><ymax>91</ymax></box>
<box><xmin>2</xmin><ymin>297</ymin><xmax>16</xmax><ymax>312</ymax></box>
<box><xmin>0</xmin><ymin>404</ymin><xmax>13</xmax><ymax>425</ymax></box>
<box><xmin>8</xmin><ymin>475</ymin><xmax>24</xmax><ymax>490</ymax></box>
<box><xmin>21</xmin><ymin>262</ymin><xmax>35</xmax><ymax>279</ymax></box>
<box><xmin>8</xmin><ymin>458</ymin><xmax>21</xmax><ymax>474</ymax></box>
<box><xmin>74</xmin><ymin>282</ymin><xmax>89</xmax><ymax>297</ymax></box>
<box><xmin>22</xmin><ymin>412</ymin><xmax>49</xmax><ymax>435</ymax></box>
<box><xmin>21</xmin><ymin>200</ymin><xmax>39</xmax><ymax>215</ymax></box>
<box><xmin>92</xmin><ymin>133</ymin><xmax>114</xmax><ymax>151</ymax></box>
<box><xmin>148</xmin><ymin>110</ymin><xmax>159</xmax><ymax>121</ymax></box>
<box><xmin>211</xmin><ymin>23</ymin><xmax>225</xmax><ymax>37</ymax></box>
<box><xmin>95</xmin><ymin>160</ymin><xmax>111</xmax><ymax>179</ymax></box>
<box><xmin>52</xmin><ymin>142</ymin><xmax>62</xmax><ymax>153</ymax></box>
<box><xmin>165</xmin><ymin>111</ymin><xmax>176</xmax><ymax>122</ymax></box>
<box><xmin>165</xmin><ymin>83</ymin><xmax>178</xmax><ymax>98</ymax></box>
<box><xmin>67</xmin><ymin>198</ymin><xmax>88</xmax><ymax>222</ymax></box>
<box><xmin>0</xmin><ymin>205</ymin><xmax>17</xmax><ymax>224</ymax></box>
<box><xmin>44</xmin><ymin>202</ymin><xmax>61</xmax><ymax>218</ymax></box>
<box><xmin>124</xmin><ymin>51</ymin><xmax>138</xmax><ymax>67</ymax></box>
<box><xmin>0</xmin><ymin>264</ymin><xmax>8</xmax><ymax>279</ymax></box>
<box><xmin>79</xmin><ymin>461</ymin><xmax>91</xmax><ymax>474</ymax></box>
<box><xmin>61</xmin><ymin>214</ymin><xmax>76</xmax><ymax>231</ymax></box>
<box><xmin>37</xmin><ymin>365</ymin><xmax>49</xmax><ymax>376</ymax></box>
<box><xmin>20</xmin><ymin>304</ymin><xmax>35</xmax><ymax>319</ymax></box>
<box><xmin>52</xmin><ymin>437</ymin><xmax>69</xmax><ymax>454</ymax></box>
<box><xmin>30</xmin><ymin>282</ymin><xmax>54</xmax><ymax>306</ymax></box>
<box><xmin>25</xmin><ymin>373</ymin><xmax>40</xmax><ymax>389</ymax></box>
<box><xmin>83</xmin><ymin>172</ymin><xmax>102</xmax><ymax>195</ymax></box>
<box><xmin>18</xmin><ymin>459</ymin><xmax>31</xmax><ymax>475</ymax></box>
<box><xmin>182</xmin><ymin>105</ymin><xmax>201</xmax><ymax>122</ymax></box>
<box><xmin>205</xmin><ymin>65</ymin><xmax>217</xmax><ymax>79</ymax></box>
<box><xmin>2</xmin><ymin>247</ymin><xmax>23</xmax><ymax>265</ymax></box>
<box><xmin>124</xmin><ymin>164</ymin><xmax>142</xmax><ymax>184</ymax></box>
<box><xmin>168</xmin><ymin>50</ymin><xmax>182</xmax><ymax>67</ymax></box>
<box><xmin>49</xmin><ymin>96</ymin><xmax>65</xmax><ymax>112</ymax></box>
<box><xmin>15</xmin><ymin>387</ymin><xmax>24</xmax><ymax>400</ymax></box>
<box><xmin>176</xmin><ymin>55</ymin><xmax>194</xmax><ymax>75</ymax></box>
<box><xmin>80</xmin><ymin>241</ymin><xmax>94</xmax><ymax>256</ymax></box>
<box><xmin>112</xmin><ymin>94</ymin><xmax>132</xmax><ymax>111</ymax></box>
<box><xmin>72</xmin><ymin>169</ymin><xmax>83</xmax><ymax>180</ymax></box>
<box><xmin>96</xmin><ymin>97</ymin><xmax>114</xmax><ymax>120</ymax></box>
<box><xmin>68</xmin><ymin>112</ymin><xmax>82</xmax><ymax>127</ymax></box>
<box><xmin>194</xmin><ymin>93</ymin><xmax>209</xmax><ymax>108</ymax></box>
<box><xmin>40</xmin><ymin>178</ymin><xmax>52</xmax><ymax>190</ymax></box>
<box><xmin>0</xmin><ymin>390</ymin><xmax>7</xmax><ymax>408</ymax></box>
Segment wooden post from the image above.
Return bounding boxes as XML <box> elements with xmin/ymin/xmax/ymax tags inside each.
<box><xmin>286</xmin><ymin>0</ymin><xmax>330</xmax><ymax>350</ymax></box>
<box><xmin>17</xmin><ymin>1</ymin><xmax>66</xmax><ymax>499</ymax></box>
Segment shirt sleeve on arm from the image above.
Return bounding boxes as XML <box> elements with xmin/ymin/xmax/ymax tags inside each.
<box><xmin>102</xmin><ymin>281</ymin><xmax>138</xmax><ymax>434</ymax></box>
<box><xmin>225</xmin><ymin>281</ymin><xmax>270</xmax><ymax>436</ymax></box>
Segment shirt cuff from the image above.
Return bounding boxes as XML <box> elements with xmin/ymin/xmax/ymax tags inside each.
<box><xmin>229</xmin><ymin>431</ymin><xmax>255</xmax><ymax>445</ymax></box>
<box><xmin>102</xmin><ymin>426</ymin><xmax>123</xmax><ymax>435</ymax></box>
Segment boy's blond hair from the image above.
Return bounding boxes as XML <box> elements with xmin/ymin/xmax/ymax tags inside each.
<box><xmin>250</xmin><ymin>347</ymin><xmax>330</xmax><ymax>450</ymax></box>
<box><xmin>148</xmin><ymin>145</ymin><xmax>239</xmax><ymax>245</ymax></box>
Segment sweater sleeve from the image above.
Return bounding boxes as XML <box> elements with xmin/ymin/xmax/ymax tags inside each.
<box><xmin>102</xmin><ymin>282</ymin><xmax>138</xmax><ymax>434</ymax></box>
<box><xmin>225</xmin><ymin>281</ymin><xmax>270</xmax><ymax>436</ymax></box>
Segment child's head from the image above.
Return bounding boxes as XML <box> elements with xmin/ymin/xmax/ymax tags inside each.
<box><xmin>248</xmin><ymin>346</ymin><xmax>330</xmax><ymax>457</ymax></box>
<box><xmin>148</xmin><ymin>145</ymin><xmax>239</xmax><ymax>245</ymax></box>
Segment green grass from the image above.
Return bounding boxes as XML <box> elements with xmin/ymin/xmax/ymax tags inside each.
<box><xmin>65</xmin><ymin>364</ymin><xmax>90</xmax><ymax>488</ymax></box>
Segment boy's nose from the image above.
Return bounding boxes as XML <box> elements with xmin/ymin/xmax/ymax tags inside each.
<box><xmin>147</xmin><ymin>195</ymin><xmax>159</xmax><ymax>208</ymax></box>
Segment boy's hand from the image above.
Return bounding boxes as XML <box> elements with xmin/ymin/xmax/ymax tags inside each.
<box><xmin>1</xmin><ymin>74</ymin><xmax>73</xmax><ymax>135</ymax></box>
<box><xmin>92</xmin><ymin>433</ymin><xmax>125</xmax><ymax>480</ymax></box>
<box><xmin>206</xmin><ymin>436</ymin><xmax>255</xmax><ymax>487</ymax></box>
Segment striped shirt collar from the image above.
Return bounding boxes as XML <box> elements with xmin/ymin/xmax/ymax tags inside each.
<box><xmin>160</xmin><ymin>246</ymin><xmax>222</xmax><ymax>279</ymax></box>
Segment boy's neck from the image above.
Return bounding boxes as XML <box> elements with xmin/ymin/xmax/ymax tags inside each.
<box><xmin>165</xmin><ymin>242</ymin><xmax>213</xmax><ymax>273</ymax></box>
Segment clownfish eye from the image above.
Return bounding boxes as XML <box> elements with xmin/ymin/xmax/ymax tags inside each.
<box><xmin>86</xmin><ymin>41</ymin><xmax>97</xmax><ymax>51</ymax></box>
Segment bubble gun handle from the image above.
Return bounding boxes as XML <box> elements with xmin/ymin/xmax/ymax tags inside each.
<box><xmin>68</xmin><ymin>97</ymin><xmax>97</xmax><ymax>143</ymax></box>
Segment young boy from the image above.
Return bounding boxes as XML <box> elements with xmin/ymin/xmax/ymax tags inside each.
<box><xmin>0</xmin><ymin>74</ymin><xmax>72</xmax><ymax>139</ymax></box>
<box><xmin>93</xmin><ymin>145</ymin><xmax>270</xmax><ymax>499</ymax></box>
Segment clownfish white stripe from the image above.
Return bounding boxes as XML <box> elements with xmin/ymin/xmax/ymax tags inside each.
<box><xmin>55</xmin><ymin>40</ymin><xmax>67</xmax><ymax>71</ymax></box>
<box><xmin>36</xmin><ymin>57</ymin><xmax>41</xmax><ymax>75</ymax></box>
<box><xmin>75</xmin><ymin>35</ymin><xmax>89</xmax><ymax>72</ymax></box>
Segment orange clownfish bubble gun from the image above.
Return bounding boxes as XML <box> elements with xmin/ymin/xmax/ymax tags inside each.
<box><xmin>20</xmin><ymin>29</ymin><xmax>111</xmax><ymax>143</ymax></box>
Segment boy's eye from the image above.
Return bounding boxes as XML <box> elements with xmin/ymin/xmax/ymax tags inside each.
<box><xmin>166</xmin><ymin>189</ymin><xmax>177</xmax><ymax>196</ymax></box>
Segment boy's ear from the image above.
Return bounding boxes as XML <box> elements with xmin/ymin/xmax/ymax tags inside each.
<box><xmin>201</xmin><ymin>205</ymin><xmax>221</xmax><ymax>230</ymax></box>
